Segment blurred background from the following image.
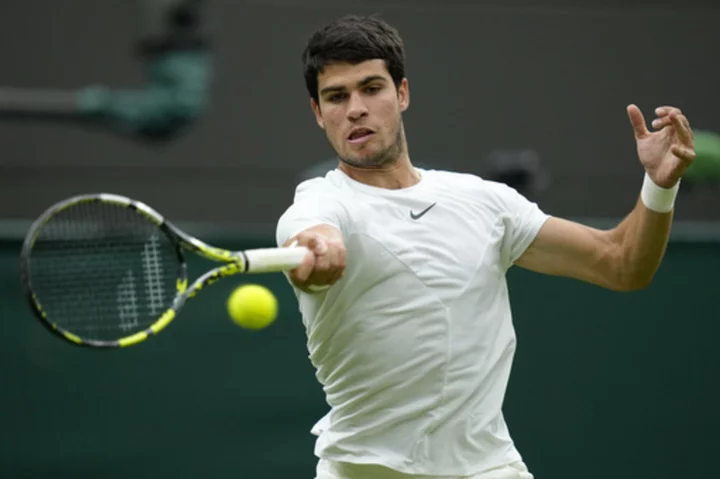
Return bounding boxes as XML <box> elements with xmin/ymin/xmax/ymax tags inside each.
<box><xmin>1</xmin><ymin>0</ymin><xmax>719</xmax><ymax>478</ymax></box>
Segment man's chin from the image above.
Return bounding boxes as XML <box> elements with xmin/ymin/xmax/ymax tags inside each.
<box><xmin>339</xmin><ymin>150</ymin><xmax>397</xmax><ymax>169</ymax></box>
<box><xmin>339</xmin><ymin>157</ymin><xmax>386</xmax><ymax>169</ymax></box>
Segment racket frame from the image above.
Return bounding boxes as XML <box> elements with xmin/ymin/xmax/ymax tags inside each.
<box><xmin>20</xmin><ymin>193</ymin><xmax>304</xmax><ymax>349</ymax></box>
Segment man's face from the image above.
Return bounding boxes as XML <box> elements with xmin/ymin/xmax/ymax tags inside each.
<box><xmin>311</xmin><ymin>59</ymin><xmax>409</xmax><ymax>169</ymax></box>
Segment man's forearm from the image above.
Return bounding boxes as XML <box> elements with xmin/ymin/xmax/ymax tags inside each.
<box><xmin>610</xmin><ymin>192</ymin><xmax>675</xmax><ymax>290</ymax></box>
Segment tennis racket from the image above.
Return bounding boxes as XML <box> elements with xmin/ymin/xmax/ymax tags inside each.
<box><xmin>20</xmin><ymin>193</ymin><xmax>308</xmax><ymax>349</ymax></box>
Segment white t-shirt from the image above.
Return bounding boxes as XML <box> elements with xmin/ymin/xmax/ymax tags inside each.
<box><xmin>275</xmin><ymin>167</ymin><xmax>550</xmax><ymax>476</ymax></box>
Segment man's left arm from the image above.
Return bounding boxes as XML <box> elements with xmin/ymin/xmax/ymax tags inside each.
<box><xmin>515</xmin><ymin>104</ymin><xmax>695</xmax><ymax>292</ymax></box>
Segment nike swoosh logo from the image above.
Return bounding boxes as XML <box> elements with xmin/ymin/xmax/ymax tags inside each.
<box><xmin>410</xmin><ymin>202</ymin><xmax>437</xmax><ymax>220</ymax></box>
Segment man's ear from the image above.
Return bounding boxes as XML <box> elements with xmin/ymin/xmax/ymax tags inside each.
<box><xmin>398</xmin><ymin>78</ymin><xmax>410</xmax><ymax>112</ymax></box>
<box><xmin>311</xmin><ymin>98</ymin><xmax>325</xmax><ymax>129</ymax></box>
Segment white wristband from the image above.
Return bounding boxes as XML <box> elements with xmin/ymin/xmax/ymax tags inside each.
<box><xmin>640</xmin><ymin>173</ymin><xmax>679</xmax><ymax>213</ymax></box>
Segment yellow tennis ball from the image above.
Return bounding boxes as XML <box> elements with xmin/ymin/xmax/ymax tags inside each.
<box><xmin>226</xmin><ymin>284</ymin><xmax>278</xmax><ymax>330</ymax></box>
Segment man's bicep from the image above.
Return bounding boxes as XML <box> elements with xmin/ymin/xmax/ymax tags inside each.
<box><xmin>275</xmin><ymin>197</ymin><xmax>346</xmax><ymax>248</ymax></box>
<box><xmin>514</xmin><ymin>217</ymin><xmax>621</xmax><ymax>290</ymax></box>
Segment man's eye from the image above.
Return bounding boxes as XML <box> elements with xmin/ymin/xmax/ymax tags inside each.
<box><xmin>365</xmin><ymin>85</ymin><xmax>381</xmax><ymax>93</ymax></box>
<box><xmin>328</xmin><ymin>93</ymin><xmax>346</xmax><ymax>103</ymax></box>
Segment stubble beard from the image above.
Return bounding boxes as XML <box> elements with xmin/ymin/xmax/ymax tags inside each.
<box><xmin>336</xmin><ymin>119</ymin><xmax>406</xmax><ymax>170</ymax></box>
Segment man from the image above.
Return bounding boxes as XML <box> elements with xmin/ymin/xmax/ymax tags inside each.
<box><xmin>275</xmin><ymin>14</ymin><xmax>695</xmax><ymax>479</ymax></box>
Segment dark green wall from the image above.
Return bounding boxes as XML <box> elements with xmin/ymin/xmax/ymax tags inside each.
<box><xmin>1</xmin><ymin>237</ymin><xmax>718</xmax><ymax>478</ymax></box>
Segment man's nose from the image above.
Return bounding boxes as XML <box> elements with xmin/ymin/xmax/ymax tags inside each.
<box><xmin>347</xmin><ymin>92</ymin><xmax>368</xmax><ymax>121</ymax></box>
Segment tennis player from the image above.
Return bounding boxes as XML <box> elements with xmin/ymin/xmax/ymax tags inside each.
<box><xmin>276</xmin><ymin>14</ymin><xmax>695</xmax><ymax>479</ymax></box>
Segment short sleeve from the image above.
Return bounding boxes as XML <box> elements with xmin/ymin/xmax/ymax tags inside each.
<box><xmin>275</xmin><ymin>178</ymin><xmax>348</xmax><ymax>247</ymax></box>
<box><xmin>495</xmin><ymin>183</ymin><xmax>550</xmax><ymax>270</ymax></box>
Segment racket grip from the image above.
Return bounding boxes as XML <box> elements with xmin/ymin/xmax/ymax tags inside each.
<box><xmin>244</xmin><ymin>246</ymin><xmax>309</xmax><ymax>273</ymax></box>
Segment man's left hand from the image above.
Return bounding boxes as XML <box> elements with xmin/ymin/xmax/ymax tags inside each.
<box><xmin>627</xmin><ymin>104</ymin><xmax>696</xmax><ymax>188</ymax></box>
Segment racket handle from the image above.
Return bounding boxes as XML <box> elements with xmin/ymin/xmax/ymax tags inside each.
<box><xmin>244</xmin><ymin>246</ymin><xmax>309</xmax><ymax>273</ymax></box>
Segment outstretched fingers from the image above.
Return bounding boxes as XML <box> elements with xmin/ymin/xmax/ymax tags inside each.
<box><xmin>627</xmin><ymin>104</ymin><xmax>650</xmax><ymax>139</ymax></box>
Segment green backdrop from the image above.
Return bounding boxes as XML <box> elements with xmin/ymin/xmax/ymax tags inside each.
<box><xmin>1</xmin><ymin>235</ymin><xmax>718</xmax><ymax>479</ymax></box>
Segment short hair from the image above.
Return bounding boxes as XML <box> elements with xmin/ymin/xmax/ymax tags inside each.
<box><xmin>302</xmin><ymin>14</ymin><xmax>406</xmax><ymax>103</ymax></box>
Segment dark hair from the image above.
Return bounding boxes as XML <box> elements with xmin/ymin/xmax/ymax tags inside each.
<box><xmin>302</xmin><ymin>14</ymin><xmax>406</xmax><ymax>103</ymax></box>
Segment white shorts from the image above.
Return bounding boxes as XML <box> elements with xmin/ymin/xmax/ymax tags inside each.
<box><xmin>314</xmin><ymin>459</ymin><xmax>534</xmax><ymax>479</ymax></box>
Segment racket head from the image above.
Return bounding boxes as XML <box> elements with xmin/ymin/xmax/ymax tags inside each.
<box><xmin>20</xmin><ymin>193</ymin><xmax>188</xmax><ymax>348</ymax></box>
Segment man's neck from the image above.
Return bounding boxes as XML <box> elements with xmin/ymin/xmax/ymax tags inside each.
<box><xmin>338</xmin><ymin>155</ymin><xmax>420</xmax><ymax>190</ymax></box>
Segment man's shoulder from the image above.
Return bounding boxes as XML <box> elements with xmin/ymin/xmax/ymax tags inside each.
<box><xmin>294</xmin><ymin>170</ymin><xmax>346</xmax><ymax>200</ymax></box>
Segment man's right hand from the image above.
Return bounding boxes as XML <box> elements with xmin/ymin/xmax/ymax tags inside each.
<box><xmin>285</xmin><ymin>224</ymin><xmax>346</xmax><ymax>292</ymax></box>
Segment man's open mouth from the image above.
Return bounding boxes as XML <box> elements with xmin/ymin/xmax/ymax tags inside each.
<box><xmin>348</xmin><ymin>128</ymin><xmax>375</xmax><ymax>142</ymax></box>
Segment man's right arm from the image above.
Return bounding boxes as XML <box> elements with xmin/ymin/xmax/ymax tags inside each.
<box><xmin>275</xmin><ymin>180</ymin><xmax>348</xmax><ymax>293</ymax></box>
<box><xmin>282</xmin><ymin>224</ymin><xmax>347</xmax><ymax>293</ymax></box>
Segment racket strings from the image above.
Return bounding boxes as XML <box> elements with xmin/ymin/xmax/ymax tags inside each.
<box><xmin>28</xmin><ymin>201</ymin><xmax>181</xmax><ymax>341</ymax></box>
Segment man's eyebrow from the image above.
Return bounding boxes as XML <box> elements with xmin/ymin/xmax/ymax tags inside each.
<box><xmin>319</xmin><ymin>75</ymin><xmax>388</xmax><ymax>96</ymax></box>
